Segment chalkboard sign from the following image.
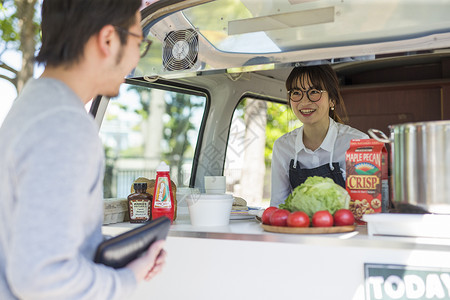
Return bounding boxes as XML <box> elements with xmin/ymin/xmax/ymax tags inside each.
<box><xmin>364</xmin><ymin>263</ymin><xmax>450</xmax><ymax>300</ymax></box>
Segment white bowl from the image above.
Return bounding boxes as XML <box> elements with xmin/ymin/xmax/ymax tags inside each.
<box><xmin>186</xmin><ymin>194</ymin><xmax>233</xmax><ymax>226</ymax></box>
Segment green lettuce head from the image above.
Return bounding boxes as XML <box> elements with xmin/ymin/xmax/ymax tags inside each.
<box><xmin>279</xmin><ymin>176</ymin><xmax>350</xmax><ymax>217</ymax></box>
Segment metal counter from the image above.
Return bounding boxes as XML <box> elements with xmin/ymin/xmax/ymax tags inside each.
<box><xmin>103</xmin><ymin>213</ymin><xmax>450</xmax><ymax>300</ymax></box>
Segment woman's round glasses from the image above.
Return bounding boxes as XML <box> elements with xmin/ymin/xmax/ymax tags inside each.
<box><xmin>114</xmin><ymin>26</ymin><xmax>152</xmax><ymax>58</ymax></box>
<box><xmin>288</xmin><ymin>88</ymin><xmax>326</xmax><ymax>102</ymax></box>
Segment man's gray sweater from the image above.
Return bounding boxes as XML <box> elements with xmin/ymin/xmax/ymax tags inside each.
<box><xmin>0</xmin><ymin>78</ymin><xmax>136</xmax><ymax>299</ymax></box>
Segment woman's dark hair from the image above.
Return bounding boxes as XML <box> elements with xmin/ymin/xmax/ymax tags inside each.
<box><xmin>36</xmin><ymin>0</ymin><xmax>141</xmax><ymax>67</ymax></box>
<box><xmin>285</xmin><ymin>64</ymin><xmax>348</xmax><ymax>124</ymax></box>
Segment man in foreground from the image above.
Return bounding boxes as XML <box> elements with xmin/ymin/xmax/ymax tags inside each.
<box><xmin>0</xmin><ymin>1</ymin><xmax>166</xmax><ymax>299</ymax></box>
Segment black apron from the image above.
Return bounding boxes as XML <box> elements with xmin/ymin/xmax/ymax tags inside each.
<box><xmin>289</xmin><ymin>159</ymin><xmax>345</xmax><ymax>189</ymax></box>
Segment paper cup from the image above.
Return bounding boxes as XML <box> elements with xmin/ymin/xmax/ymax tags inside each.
<box><xmin>204</xmin><ymin>176</ymin><xmax>226</xmax><ymax>194</ymax></box>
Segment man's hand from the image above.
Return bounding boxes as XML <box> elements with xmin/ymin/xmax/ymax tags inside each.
<box><xmin>126</xmin><ymin>240</ymin><xmax>167</xmax><ymax>281</ymax></box>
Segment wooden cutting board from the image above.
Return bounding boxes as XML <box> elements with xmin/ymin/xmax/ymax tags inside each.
<box><xmin>261</xmin><ymin>224</ymin><xmax>356</xmax><ymax>234</ymax></box>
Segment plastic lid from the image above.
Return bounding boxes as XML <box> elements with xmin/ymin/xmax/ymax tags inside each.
<box><xmin>157</xmin><ymin>161</ymin><xmax>170</xmax><ymax>172</ymax></box>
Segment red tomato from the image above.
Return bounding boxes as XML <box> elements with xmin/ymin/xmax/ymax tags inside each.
<box><xmin>333</xmin><ymin>209</ymin><xmax>355</xmax><ymax>226</ymax></box>
<box><xmin>261</xmin><ymin>206</ymin><xmax>278</xmax><ymax>225</ymax></box>
<box><xmin>312</xmin><ymin>210</ymin><xmax>333</xmax><ymax>227</ymax></box>
<box><xmin>269</xmin><ymin>209</ymin><xmax>290</xmax><ymax>227</ymax></box>
<box><xmin>287</xmin><ymin>211</ymin><xmax>310</xmax><ymax>227</ymax></box>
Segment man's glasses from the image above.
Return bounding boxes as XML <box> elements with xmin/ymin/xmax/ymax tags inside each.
<box><xmin>114</xmin><ymin>26</ymin><xmax>152</xmax><ymax>58</ymax></box>
<box><xmin>288</xmin><ymin>88</ymin><xmax>326</xmax><ymax>102</ymax></box>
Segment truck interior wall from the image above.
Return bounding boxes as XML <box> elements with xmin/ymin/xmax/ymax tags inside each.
<box><xmin>337</xmin><ymin>59</ymin><xmax>450</xmax><ymax>135</ymax></box>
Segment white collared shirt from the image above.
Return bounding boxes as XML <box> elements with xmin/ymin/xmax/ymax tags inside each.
<box><xmin>270</xmin><ymin>118</ymin><xmax>369</xmax><ymax>207</ymax></box>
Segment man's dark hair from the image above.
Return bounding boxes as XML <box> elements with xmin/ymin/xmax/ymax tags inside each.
<box><xmin>36</xmin><ymin>0</ymin><xmax>141</xmax><ymax>67</ymax></box>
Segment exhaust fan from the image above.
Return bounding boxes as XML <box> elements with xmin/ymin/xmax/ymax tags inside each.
<box><xmin>162</xmin><ymin>29</ymin><xmax>199</xmax><ymax>71</ymax></box>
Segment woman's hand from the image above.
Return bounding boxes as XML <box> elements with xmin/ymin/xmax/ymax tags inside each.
<box><xmin>126</xmin><ymin>240</ymin><xmax>167</xmax><ymax>281</ymax></box>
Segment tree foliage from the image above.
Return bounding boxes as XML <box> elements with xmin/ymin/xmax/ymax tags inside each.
<box><xmin>235</xmin><ymin>99</ymin><xmax>300</xmax><ymax>168</ymax></box>
<box><xmin>163</xmin><ymin>92</ymin><xmax>203</xmax><ymax>184</ymax></box>
<box><xmin>265</xmin><ymin>101</ymin><xmax>301</xmax><ymax>165</ymax></box>
<box><xmin>121</xmin><ymin>84</ymin><xmax>204</xmax><ymax>185</ymax></box>
<box><xmin>0</xmin><ymin>0</ymin><xmax>40</xmax><ymax>93</ymax></box>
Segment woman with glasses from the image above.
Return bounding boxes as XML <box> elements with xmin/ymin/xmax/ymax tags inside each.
<box><xmin>270</xmin><ymin>65</ymin><xmax>368</xmax><ymax>207</ymax></box>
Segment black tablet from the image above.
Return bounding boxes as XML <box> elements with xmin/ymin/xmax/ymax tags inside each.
<box><xmin>95</xmin><ymin>216</ymin><xmax>171</xmax><ymax>269</ymax></box>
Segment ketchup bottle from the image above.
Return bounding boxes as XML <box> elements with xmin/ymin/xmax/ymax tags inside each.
<box><xmin>152</xmin><ymin>162</ymin><xmax>175</xmax><ymax>223</ymax></box>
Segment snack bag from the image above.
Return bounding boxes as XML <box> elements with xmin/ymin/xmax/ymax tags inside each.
<box><xmin>346</xmin><ymin>139</ymin><xmax>389</xmax><ymax>224</ymax></box>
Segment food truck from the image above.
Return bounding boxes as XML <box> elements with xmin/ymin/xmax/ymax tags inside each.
<box><xmin>97</xmin><ymin>0</ymin><xmax>450</xmax><ymax>299</ymax></box>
